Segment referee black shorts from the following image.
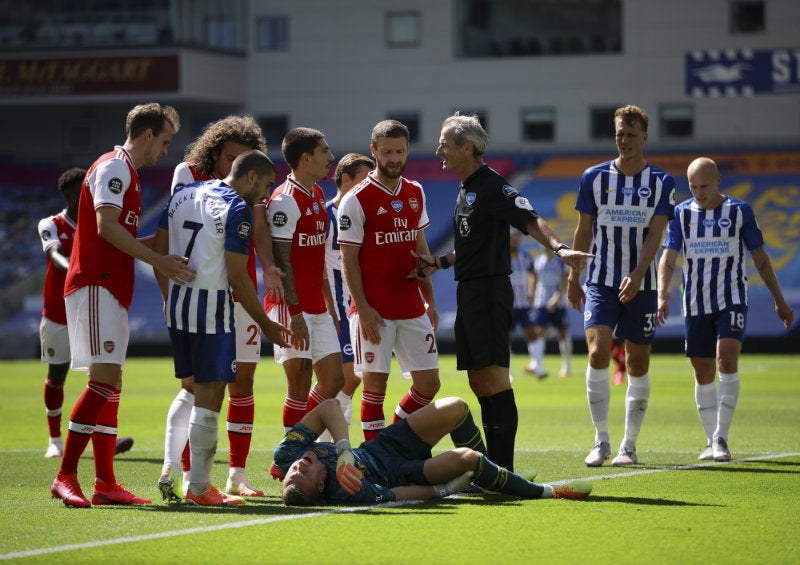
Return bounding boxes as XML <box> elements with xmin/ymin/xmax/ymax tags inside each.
<box><xmin>455</xmin><ymin>276</ymin><xmax>512</xmax><ymax>371</ymax></box>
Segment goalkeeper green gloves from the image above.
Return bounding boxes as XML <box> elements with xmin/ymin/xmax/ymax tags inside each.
<box><xmin>335</xmin><ymin>439</ymin><xmax>363</xmax><ymax>495</ymax></box>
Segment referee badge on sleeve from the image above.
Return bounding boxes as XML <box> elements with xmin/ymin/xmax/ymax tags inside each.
<box><xmin>515</xmin><ymin>196</ymin><xmax>533</xmax><ymax>211</ymax></box>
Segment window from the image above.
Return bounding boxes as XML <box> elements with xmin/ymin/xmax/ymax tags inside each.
<box><xmin>387</xmin><ymin>112</ymin><xmax>420</xmax><ymax>143</ymax></box>
<box><xmin>258</xmin><ymin>115</ymin><xmax>289</xmax><ymax>149</ymax></box>
<box><xmin>521</xmin><ymin>107</ymin><xmax>555</xmax><ymax>141</ymax></box>
<box><xmin>454</xmin><ymin>109</ymin><xmax>488</xmax><ymax>134</ymax></box>
<box><xmin>456</xmin><ymin>0</ymin><xmax>621</xmax><ymax>58</ymax></box>
<box><xmin>386</xmin><ymin>11</ymin><xmax>420</xmax><ymax>47</ymax></box>
<box><xmin>590</xmin><ymin>107</ymin><xmax>617</xmax><ymax>140</ymax></box>
<box><xmin>659</xmin><ymin>104</ymin><xmax>694</xmax><ymax>138</ymax></box>
<box><xmin>730</xmin><ymin>1</ymin><xmax>765</xmax><ymax>34</ymax></box>
<box><xmin>256</xmin><ymin>16</ymin><xmax>288</xmax><ymax>51</ymax></box>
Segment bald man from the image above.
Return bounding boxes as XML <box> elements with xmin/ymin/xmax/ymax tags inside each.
<box><xmin>657</xmin><ymin>157</ymin><xmax>793</xmax><ymax>462</ymax></box>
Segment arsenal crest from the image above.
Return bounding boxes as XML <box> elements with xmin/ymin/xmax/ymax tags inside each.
<box><xmin>104</xmin><ymin>341</ymin><xmax>115</xmax><ymax>353</ymax></box>
<box><xmin>365</xmin><ymin>352</ymin><xmax>375</xmax><ymax>363</ymax></box>
<box><xmin>408</xmin><ymin>198</ymin><xmax>418</xmax><ymax>212</ymax></box>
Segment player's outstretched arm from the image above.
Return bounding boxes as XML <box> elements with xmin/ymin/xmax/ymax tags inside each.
<box><xmin>226</xmin><ymin>250</ymin><xmax>291</xmax><ymax>348</ymax></box>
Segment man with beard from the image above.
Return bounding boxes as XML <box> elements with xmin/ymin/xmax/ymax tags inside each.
<box><xmin>338</xmin><ymin>120</ymin><xmax>440</xmax><ymax>441</ymax></box>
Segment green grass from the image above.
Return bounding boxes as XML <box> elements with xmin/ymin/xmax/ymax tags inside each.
<box><xmin>1</xmin><ymin>354</ymin><xmax>799</xmax><ymax>564</ymax></box>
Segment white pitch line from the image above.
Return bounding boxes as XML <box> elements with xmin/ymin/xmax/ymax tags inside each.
<box><xmin>0</xmin><ymin>504</ymin><xmax>392</xmax><ymax>561</ymax></box>
<box><xmin>2</xmin><ymin>452</ymin><xmax>797</xmax><ymax>560</ymax></box>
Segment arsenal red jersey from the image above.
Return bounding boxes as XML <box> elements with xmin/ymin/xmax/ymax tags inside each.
<box><xmin>64</xmin><ymin>147</ymin><xmax>141</xmax><ymax>310</ymax></box>
<box><xmin>337</xmin><ymin>174</ymin><xmax>430</xmax><ymax>320</ymax></box>
<box><xmin>265</xmin><ymin>175</ymin><xmax>328</xmax><ymax>314</ymax></box>
<box><xmin>38</xmin><ymin>210</ymin><xmax>77</xmax><ymax>324</ymax></box>
<box><xmin>171</xmin><ymin>161</ymin><xmax>260</xmax><ymax>293</ymax></box>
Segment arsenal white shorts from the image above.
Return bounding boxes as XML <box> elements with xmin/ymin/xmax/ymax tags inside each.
<box><xmin>350</xmin><ymin>313</ymin><xmax>438</xmax><ymax>375</ymax></box>
<box><xmin>39</xmin><ymin>316</ymin><xmax>71</xmax><ymax>365</ymax></box>
<box><xmin>267</xmin><ymin>305</ymin><xmax>340</xmax><ymax>365</ymax></box>
<box><xmin>65</xmin><ymin>286</ymin><xmax>129</xmax><ymax>373</ymax></box>
<box><xmin>234</xmin><ymin>301</ymin><xmax>261</xmax><ymax>363</ymax></box>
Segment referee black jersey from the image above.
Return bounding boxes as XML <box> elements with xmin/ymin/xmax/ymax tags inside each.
<box><xmin>452</xmin><ymin>165</ymin><xmax>539</xmax><ymax>282</ymax></box>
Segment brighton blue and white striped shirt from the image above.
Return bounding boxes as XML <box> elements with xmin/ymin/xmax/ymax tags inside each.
<box><xmin>663</xmin><ymin>195</ymin><xmax>763</xmax><ymax>316</ymax></box>
<box><xmin>576</xmin><ymin>160</ymin><xmax>675</xmax><ymax>291</ymax></box>
<box><xmin>158</xmin><ymin>180</ymin><xmax>253</xmax><ymax>333</ymax></box>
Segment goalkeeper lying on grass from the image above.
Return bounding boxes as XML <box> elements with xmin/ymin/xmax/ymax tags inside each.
<box><xmin>274</xmin><ymin>396</ymin><xmax>592</xmax><ymax>505</ymax></box>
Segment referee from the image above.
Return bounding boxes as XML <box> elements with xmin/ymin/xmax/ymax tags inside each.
<box><xmin>416</xmin><ymin>113</ymin><xmax>592</xmax><ymax>471</ymax></box>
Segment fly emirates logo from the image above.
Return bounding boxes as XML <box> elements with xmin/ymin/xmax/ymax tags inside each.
<box><xmin>374</xmin><ymin>217</ymin><xmax>418</xmax><ymax>245</ymax></box>
<box><xmin>298</xmin><ymin>220</ymin><xmax>327</xmax><ymax>247</ymax></box>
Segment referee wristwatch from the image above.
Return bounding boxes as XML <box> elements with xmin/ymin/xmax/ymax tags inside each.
<box><xmin>553</xmin><ymin>243</ymin><xmax>570</xmax><ymax>257</ymax></box>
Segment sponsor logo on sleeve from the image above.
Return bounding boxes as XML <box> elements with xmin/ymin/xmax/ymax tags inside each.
<box><xmin>339</xmin><ymin>215</ymin><xmax>352</xmax><ymax>230</ymax></box>
<box><xmin>108</xmin><ymin>177</ymin><xmax>124</xmax><ymax>194</ymax></box>
<box><xmin>272</xmin><ymin>211</ymin><xmax>288</xmax><ymax>227</ymax></box>
<box><xmin>502</xmin><ymin>184</ymin><xmax>518</xmax><ymax>197</ymax></box>
<box><xmin>237</xmin><ymin>222</ymin><xmax>252</xmax><ymax>239</ymax></box>
<box><xmin>41</xmin><ymin>229</ymin><xmax>51</xmax><ymax>241</ymax></box>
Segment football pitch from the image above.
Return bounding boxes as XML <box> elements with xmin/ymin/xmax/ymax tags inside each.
<box><xmin>0</xmin><ymin>353</ymin><xmax>798</xmax><ymax>564</ymax></box>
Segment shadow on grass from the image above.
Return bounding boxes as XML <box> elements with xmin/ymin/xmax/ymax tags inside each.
<box><xmin>687</xmin><ymin>464</ymin><xmax>800</xmax><ymax>475</ymax></box>
<box><xmin>638</xmin><ymin>460</ymin><xmax>800</xmax><ymax>475</ymax></box>
<box><xmin>583</xmin><ymin>495</ymin><xmax>722</xmax><ymax>507</ymax></box>
<box><xmin>106</xmin><ymin>494</ymin><xmax>530</xmax><ymax>516</ymax></box>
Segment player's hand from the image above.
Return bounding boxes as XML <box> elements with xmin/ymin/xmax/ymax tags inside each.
<box><xmin>289</xmin><ymin>314</ymin><xmax>309</xmax><ymax>351</ymax></box>
<box><xmin>263</xmin><ymin>320</ymin><xmax>292</xmax><ymax>348</ymax></box>
<box><xmin>263</xmin><ymin>265</ymin><xmax>286</xmax><ymax>302</ymax></box>
<box><xmin>409</xmin><ymin>251</ymin><xmax>438</xmax><ymax>280</ymax></box>
<box><xmin>358</xmin><ymin>306</ymin><xmax>386</xmax><ymax>344</ymax></box>
<box><xmin>776</xmin><ymin>300</ymin><xmax>794</xmax><ymax>329</ymax></box>
<box><xmin>335</xmin><ymin>440</ymin><xmax>363</xmax><ymax>495</ymax></box>
<box><xmin>656</xmin><ymin>296</ymin><xmax>670</xmax><ymax>327</ymax></box>
<box><xmin>567</xmin><ymin>276</ymin><xmax>585</xmax><ymax>311</ymax></box>
<box><xmin>158</xmin><ymin>254</ymin><xmax>196</xmax><ymax>285</ymax></box>
<box><xmin>618</xmin><ymin>273</ymin><xmax>642</xmax><ymax>303</ymax></box>
<box><xmin>433</xmin><ymin>471</ymin><xmax>473</xmax><ymax>498</ymax></box>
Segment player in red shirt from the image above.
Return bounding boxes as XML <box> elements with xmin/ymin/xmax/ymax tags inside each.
<box><xmin>338</xmin><ymin>120</ymin><xmax>440</xmax><ymax>440</ymax></box>
<box><xmin>51</xmin><ymin>103</ymin><xmax>195</xmax><ymax>508</ymax></box>
<box><xmin>157</xmin><ymin>116</ymin><xmax>284</xmax><ymax>502</ymax></box>
<box><xmin>38</xmin><ymin>168</ymin><xmax>81</xmax><ymax>458</ymax></box>
<box><xmin>39</xmin><ymin>168</ymin><xmax>136</xmax><ymax>460</ymax></box>
<box><xmin>264</xmin><ymin>128</ymin><xmax>345</xmax><ymax>478</ymax></box>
